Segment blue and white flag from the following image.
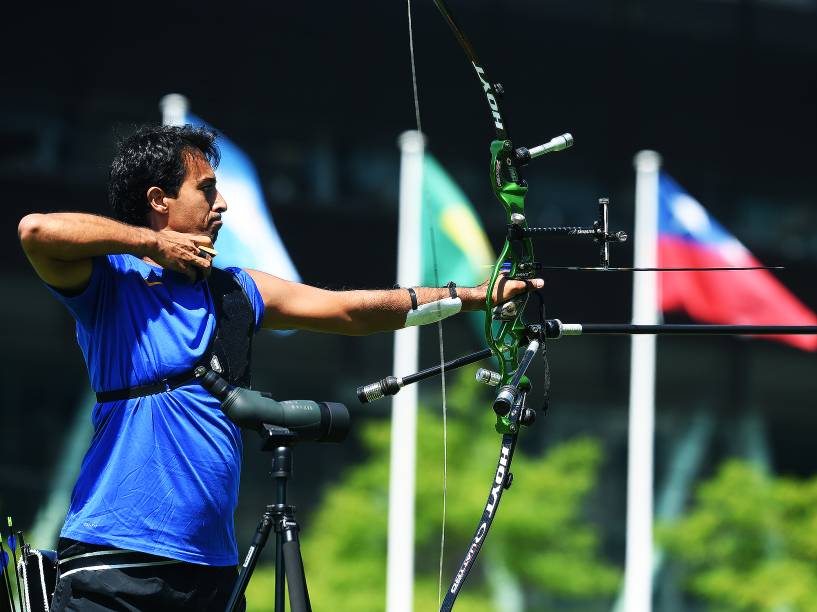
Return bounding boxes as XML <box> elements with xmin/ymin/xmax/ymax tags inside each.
<box><xmin>189</xmin><ymin>114</ymin><xmax>299</xmax><ymax>280</ymax></box>
<box><xmin>163</xmin><ymin>99</ymin><xmax>299</xmax><ymax>281</ymax></box>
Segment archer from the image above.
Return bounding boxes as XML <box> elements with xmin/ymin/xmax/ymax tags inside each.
<box><xmin>16</xmin><ymin>124</ymin><xmax>541</xmax><ymax>611</ymax></box>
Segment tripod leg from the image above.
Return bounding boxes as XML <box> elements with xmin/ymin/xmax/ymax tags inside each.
<box><xmin>275</xmin><ymin>520</ymin><xmax>285</xmax><ymax>612</ymax></box>
<box><xmin>280</xmin><ymin>519</ymin><xmax>311</xmax><ymax>612</ymax></box>
<box><xmin>226</xmin><ymin>511</ymin><xmax>274</xmax><ymax>612</ymax></box>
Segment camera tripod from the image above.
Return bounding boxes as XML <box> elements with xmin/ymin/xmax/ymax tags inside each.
<box><xmin>226</xmin><ymin>426</ymin><xmax>311</xmax><ymax>612</ymax></box>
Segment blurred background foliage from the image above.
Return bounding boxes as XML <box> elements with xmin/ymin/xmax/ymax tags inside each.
<box><xmin>659</xmin><ymin>461</ymin><xmax>817</xmax><ymax>611</ymax></box>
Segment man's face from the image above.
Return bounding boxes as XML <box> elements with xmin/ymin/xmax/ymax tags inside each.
<box><xmin>164</xmin><ymin>150</ymin><xmax>227</xmax><ymax>241</ymax></box>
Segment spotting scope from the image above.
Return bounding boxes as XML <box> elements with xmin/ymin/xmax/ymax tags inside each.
<box><xmin>195</xmin><ymin>367</ymin><xmax>350</xmax><ymax>443</ymax></box>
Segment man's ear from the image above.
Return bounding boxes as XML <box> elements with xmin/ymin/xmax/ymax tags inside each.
<box><xmin>146</xmin><ymin>186</ymin><xmax>169</xmax><ymax>215</ymax></box>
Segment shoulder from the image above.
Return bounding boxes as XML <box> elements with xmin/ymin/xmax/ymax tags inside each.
<box><xmin>44</xmin><ymin>255</ymin><xmax>132</xmax><ymax>327</ymax></box>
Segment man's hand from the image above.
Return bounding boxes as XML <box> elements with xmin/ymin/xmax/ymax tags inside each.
<box><xmin>149</xmin><ymin>231</ymin><xmax>215</xmax><ymax>282</ymax></box>
<box><xmin>489</xmin><ymin>274</ymin><xmax>545</xmax><ymax>304</ymax></box>
<box><xmin>461</xmin><ymin>275</ymin><xmax>545</xmax><ymax>312</ymax></box>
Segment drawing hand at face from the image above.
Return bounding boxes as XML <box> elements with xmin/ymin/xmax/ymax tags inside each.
<box><xmin>151</xmin><ymin>231</ymin><xmax>215</xmax><ymax>282</ymax></box>
<box><xmin>145</xmin><ymin>152</ymin><xmax>226</xmax><ymax>282</ymax></box>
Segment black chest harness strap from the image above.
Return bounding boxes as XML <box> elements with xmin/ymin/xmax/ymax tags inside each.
<box><xmin>95</xmin><ymin>268</ymin><xmax>256</xmax><ymax>404</ymax></box>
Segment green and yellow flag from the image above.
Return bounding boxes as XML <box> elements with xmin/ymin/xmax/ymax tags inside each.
<box><xmin>419</xmin><ymin>154</ymin><xmax>495</xmax><ymax>338</ymax></box>
<box><xmin>420</xmin><ymin>154</ymin><xmax>494</xmax><ymax>288</ymax></box>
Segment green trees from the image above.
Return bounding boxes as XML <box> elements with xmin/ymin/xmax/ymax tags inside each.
<box><xmin>659</xmin><ymin>461</ymin><xmax>817</xmax><ymax>611</ymax></box>
<box><xmin>245</xmin><ymin>368</ymin><xmax>618</xmax><ymax>611</ymax></box>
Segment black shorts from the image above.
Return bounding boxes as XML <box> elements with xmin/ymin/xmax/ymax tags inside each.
<box><xmin>51</xmin><ymin>538</ymin><xmax>245</xmax><ymax>612</ymax></box>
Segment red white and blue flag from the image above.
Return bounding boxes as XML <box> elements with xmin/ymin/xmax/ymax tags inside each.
<box><xmin>658</xmin><ymin>173</ymin><xmax>817</xmax><ymax>351</ymax></box>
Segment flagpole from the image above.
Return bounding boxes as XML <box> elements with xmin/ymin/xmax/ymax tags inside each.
<box><xmin>386</xmin><ymin>130</ymin><xmax>425</xmax><ymax>612</ymax></box>
<box><xmin>160</xmin><ymin>93</ymin><xmax>189</xmax><ymax>126</ymax></box>
<box><xmin>624</xmin><ymin>150</ymin><xmax>662</xmax><ymax>612</ymax></box>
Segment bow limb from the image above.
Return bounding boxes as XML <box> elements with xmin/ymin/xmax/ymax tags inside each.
<box><xmin>440</xmin><ymin>432</ymin><xmax>519</xmax><ymax>611</ymax></box>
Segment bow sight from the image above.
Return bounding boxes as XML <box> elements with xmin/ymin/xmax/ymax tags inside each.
<box><xmin>505</xmin><ymin>196</ymin><xmax>628</xmax><ymax>271</ymax></box>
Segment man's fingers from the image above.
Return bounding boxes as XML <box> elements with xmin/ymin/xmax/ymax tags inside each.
<box><xmin>191</xmin><ymin>254</ymin><xmax>212</xmax><ymax>271</ymax></box>
<box><xmin>491</xmin><ymin>278</ymin><xmax>545</xmax><ymax>303</ymax></box>
<box><xmin>191</xmin><ymin>235</ymin><xmax>214</xmax><ymax>248</ymax></box>
<box><xmin>481</xmin><ymin>275</ymin><xmax>545</xmax><ymax>304</ymax></box>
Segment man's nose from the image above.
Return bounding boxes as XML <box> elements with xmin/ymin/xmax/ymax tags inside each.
<box><xmin>214</xmin><ymin>190</ymin><xmax>228</xmax><ymax>212</ymax></box>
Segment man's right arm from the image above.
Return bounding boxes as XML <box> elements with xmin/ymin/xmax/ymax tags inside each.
<box><xmin>18</xmin><ymin>213</ymin><xmax>213</xmax><ymax>291</ymax></box>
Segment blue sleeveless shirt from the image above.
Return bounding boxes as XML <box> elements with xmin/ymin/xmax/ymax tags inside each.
<box><xmin>49</xmin><ymin>254</ymin><xmax>264</xmax><ymax>566</ymax></box>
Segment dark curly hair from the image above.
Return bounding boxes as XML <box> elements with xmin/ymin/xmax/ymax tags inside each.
<box><xmin>108</xmin><ymin>125</ymin><xmax>221</xmax><ymax>227</ymax></box>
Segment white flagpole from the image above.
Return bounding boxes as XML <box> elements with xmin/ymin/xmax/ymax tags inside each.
<box><xmin>624</xmin><ymin>150</ymin><xmax>662</xmax><ymax>612</ymax></box>
<box><xmin>160</xmin><ymin>93</ymin><xmax>189</xmax><ymax>126</ymax></box>
<box><xmin>386</xmin><ymin>130</ymin><xmax>425</xmax><ymax>612</ymax></box>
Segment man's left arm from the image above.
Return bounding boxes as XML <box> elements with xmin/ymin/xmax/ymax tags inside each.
<box><xmin>245</xmin><ymin>269</ymin><xmax>543</xmax><ymax>335</ymax></box>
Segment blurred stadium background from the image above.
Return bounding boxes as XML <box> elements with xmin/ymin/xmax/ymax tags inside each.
<box><xmin>2</xmin><ymin>1</ymin><xmax>817</xmax><ymax>610</ymax></box>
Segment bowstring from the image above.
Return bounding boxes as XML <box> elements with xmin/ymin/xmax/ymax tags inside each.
<box><xmin>430</xmin><ymin>226</ymin><xmax>449</xmax><ymax>610</ymax></box>
<box><xmin>406</xmin><ymin>0</ymin><xmax>448</xmax><ymax>606</ymax></box>
<box><xmin>407</xmin><ymin>0</ymin><xmax>423</xmax><ymax>135</ymax></box>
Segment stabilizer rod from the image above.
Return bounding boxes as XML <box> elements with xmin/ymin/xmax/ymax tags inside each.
<box><xmin>356</xmin><ymin>348</ymin><xmax>492</xmax><ymax>404</ymax></box>
<box><xmin>355</xmin><ymin>322</ymin><xmax>817</xmax><ymax>403</ymax></box>
<box><xmin>514</xmin><ymin>132</ymin><xmax>573</xmax><ymax>165</ymax></box>
<box><xmin>541</xmin><ymin>321</ymin><xmax>817</xmax><ymax>337</ymax></box>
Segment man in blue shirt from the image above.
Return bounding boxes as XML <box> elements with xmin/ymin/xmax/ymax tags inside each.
<box><xmin>17</xmin><ymin>125</ymin><xmax>541</xmax><ymax>611</ymax></box>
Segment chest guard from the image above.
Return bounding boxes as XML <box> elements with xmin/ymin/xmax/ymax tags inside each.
<box><xmin>202</xmin><ymin>267</ymin><xmax>255</xmax><ymax>388</ymax></box>
<box><xmin>95</xmin><ymin>267</ymin><xmax>256</xmax><ymax>403</ymax></box>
